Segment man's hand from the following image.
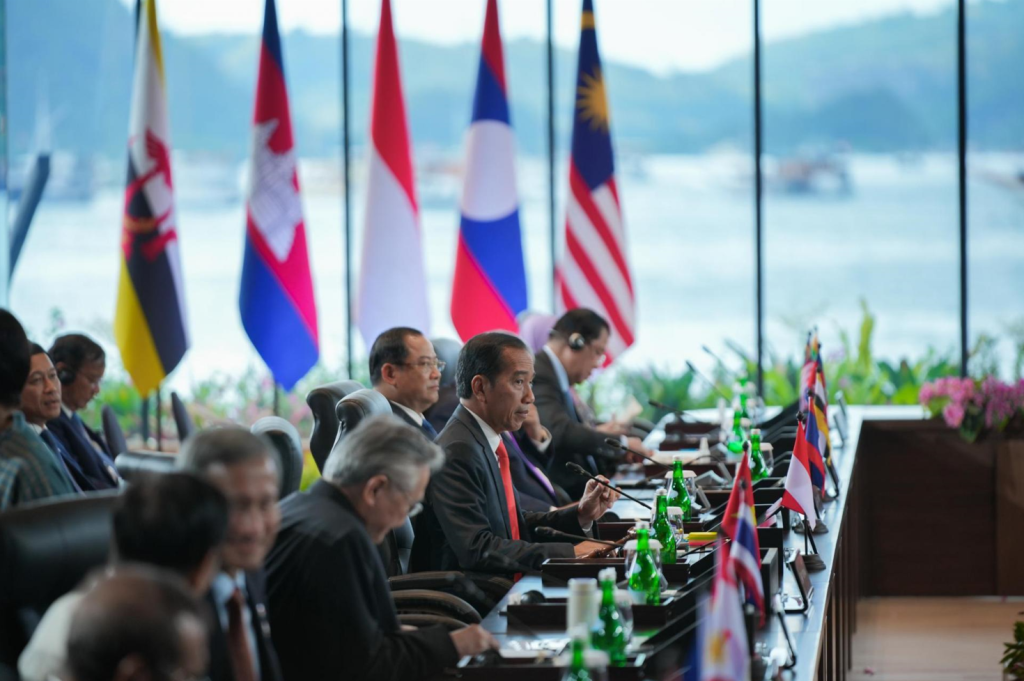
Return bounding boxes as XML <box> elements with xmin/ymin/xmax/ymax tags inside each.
<box><xmin>450</xmin><ymin>624</ymin><xmax>500</xmax><ymax>657</ymax></box>
<box><xmin>573</xmin><ymin>540</ymin><xmax>611</xmax><ymax>558</ymax></box>
<box><xmin>578</xmin><ymin>476</ymin><xmax>620</xmax><ymax>525</ymax></box>
<box><xmin>596</xmin><ymin>421</ymin><xmax>629</xmax><ymax>436</ymax></box>
<box><xmin>522</xmin><ymin>403</ymin><xmax>550</xmax><ymax>444</ymax></box>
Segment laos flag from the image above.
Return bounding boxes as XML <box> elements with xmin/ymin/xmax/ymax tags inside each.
<box><xmin>239</xmin><ymin>0</ymin><xmax>319</xmax><ymax>390</ymax></box>
<box><xmin>450</xmin><ymin>0</ymin><xmax>528</xmax><ymax>340</ymax></box>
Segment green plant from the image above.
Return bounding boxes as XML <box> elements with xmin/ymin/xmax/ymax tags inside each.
<box><xmin>1002</xmin><ymin>617</ymin><xmax>1024</xmax><ymax>680</ymax></box>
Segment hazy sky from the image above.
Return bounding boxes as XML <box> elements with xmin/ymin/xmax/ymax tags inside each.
<box><xmin>126</xmin><ymin>0</ymin><xmax>960</xmax><ymax>72</ymax></box>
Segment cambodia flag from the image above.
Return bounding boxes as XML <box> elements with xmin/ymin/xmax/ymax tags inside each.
<box><xmin>719</xmin><ymin>452</ymin><xmax>764</xmax><ymax>618</ymax></box>
<box><xmin>356</xmin><ymin>0</ymin><xmax>430</xmax><ymax>347</ymax></box>
<box><xmin>239</xmin><ymin>0</ymin><xmax>319</xmax><ymax>391</ymax></box>
<box><xmin>450</xmin><ymin>0</ymin><xmax>528</xmax><ymax>340</ymax></box>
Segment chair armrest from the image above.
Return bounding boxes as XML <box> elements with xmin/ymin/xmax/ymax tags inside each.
<box><xmin>391</xmin><ymin>589</ymin><xmax>481</xmax><ymax>624</ymax></box>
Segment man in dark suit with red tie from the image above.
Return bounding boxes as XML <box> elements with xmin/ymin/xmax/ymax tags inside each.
<box><xmin>180</xmin><ymin>428</ymin><xmax>284</xmax><ymax>681</ymax></box>
<box><xmin>414</xmin><ymin>332</ymin><xmax>618</xmax><ymax>575</ymax></box>
<box><xmin>46</xmin><ymin>334</ymin><xmax>119</xmax><ymax>490</ymax></box>
<box><xmin>370</xmin><ymin>327</ymin><xmax>446</xmax><ymax>440</ymax></box>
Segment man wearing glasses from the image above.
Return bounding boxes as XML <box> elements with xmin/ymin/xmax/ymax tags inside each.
<box><xmin>370</xmin><ymin>327</ymin><xmax>446</xmax><ymax>440</ymax></box>
<box><xmin>265</xmin><ymin>415</ymin><xmax>497</xmax><ymax>681</ymax></box>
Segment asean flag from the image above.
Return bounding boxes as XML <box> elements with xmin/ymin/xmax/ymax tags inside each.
<box><xmin>450</xmin><ymin>0</ymin><xmax>528</xmax><ymax>340</ymax></box>
<box><xmin>239</xmin><ymin>0</ymin><xmax>319</xmax><ymax>391</ymax></box>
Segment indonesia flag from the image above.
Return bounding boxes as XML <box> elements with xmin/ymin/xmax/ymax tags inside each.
<box><xmin>782</xmin><ymin>419</ymin><xmax>819</xmax><ymax>529</ymax></box>
<box><xmin>557</xmin><ymin>0</ymin><xmax>636</xmax><ymax>361</ymax></box>
<box><xmin>719</xmin><ymin>453</ymin><xmax>764</xmax><ymax>618</ymax></box>
<box><xmin>240</xmin><ymin>0</ymin><xmax>319</xmax><ymax>391</ymax></box>
<box><xmin>356</xmin><ymin>0</ymin><xmax>430</xmax><ymax>347</ymax></box>
<box><xmin>450</xmin><ymin>0</ymin><xmax>528</xmax><ymax>340</ymax></box>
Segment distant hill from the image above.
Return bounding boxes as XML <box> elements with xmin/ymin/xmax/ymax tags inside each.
<box><xmin>6</xmin><ymin>0</ymin><xmax>1023</xmax><ymax>160</ymax></box>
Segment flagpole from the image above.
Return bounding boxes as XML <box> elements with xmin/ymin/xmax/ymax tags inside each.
<box><xmin>341</xmin><ymin>0</ymin><xmax>354</xmax><ymax>379</ymax></box>
<box><xmin>155</xmin><ymin>386</ymin><xmax>163</xmax><ymax>452</ymax></box>
<box><xmin>753</xmin><ymin>0</ymin><xmax>765</xmax><ymax>397</ymax></box>
<box><xmin>545</xmin><ymin>0</ymin><xmax>556</xmax><ymax>310</ymax></box>
<box><xmin>140</xmin><ymin>393</ymin><xmax>150</xmax><ymax>447</ymax></box>
<box><xmin>273</xmin><ymin>381</ymin><xmax>281</xmax><ymax>416</ymax></box>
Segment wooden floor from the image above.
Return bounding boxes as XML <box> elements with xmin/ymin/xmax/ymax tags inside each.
<box><xmin>850</xmin><ymin>598</ymin><xmax>1024</xmax><ymax>681</ymax></box>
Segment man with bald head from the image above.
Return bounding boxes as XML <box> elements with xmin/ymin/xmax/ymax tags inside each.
<box><xmin>64</xmin><ymin>567</ymin><xmax>208</xmax><ymax>681</ymax></box>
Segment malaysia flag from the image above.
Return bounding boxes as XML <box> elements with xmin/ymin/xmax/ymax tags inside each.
<box><xmin>450</xmin><ymin>0</ymin><xmax>528</xmax><ymax>340</ymax></box>
<box><xmin>239</xmin><ymin>0</ymin><xmax>319</xmax><ymax>391</ymax></box>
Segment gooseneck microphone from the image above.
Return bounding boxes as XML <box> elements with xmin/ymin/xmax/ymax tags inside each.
<box><xmin>565</xmin><ymin>462</ymin><xmax>652</xmax><ymax>510</ymax></box>
<box><xmin>648</xmin><ymin>399</ymin><xmax>697</xmax><ymax>423</ymax></box>
<box><xmin>686</xmin><ymin>360</ymin><xmax>733</xmax><ymax>403</ymax></box>
<box><xmin>603</xmin><ymin>437</ymin><xmax>662</xmax><ymax>466</ymax></box>
<box><xmin>532</xmin><ymin>526</ymin><xmax>619</xmax><ymax>546</ymax></box>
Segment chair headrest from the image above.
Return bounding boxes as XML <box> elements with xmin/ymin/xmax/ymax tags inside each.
<box><xmin>306</xmin><ymin>380</ymin><xmax>365</xmax><ymax>471</ymax></box>
<box><xmin>430</xmin><ymin>338</ymin><xmax>462</xmax><ymax>388</ymax></box>
<box><xmin>0</xmin><ymin>492</ymin><xmax>117</xmax><ymax>612</ymax></box>
<box><xmin>102</xmin><ymin>405</ymin><xmax>129</xmax><ymax>458</ymax></box>
<box><xmin>113</xmin><ymin>450</ymin><xmax>177</xmax><ymax>482</ymax></box>
<box><xmin>335</xmin><ymin>389</ymin><xmax>393</xmax><ymax>439</ymax></box>
<box><xmin>251</xmin><ymin>416</ymin><xmax>303</xmax><ymax>498</ymax></box>
<box><xmin>170</xmin><ymin>391</ymin><xmax>196</xmax><ymax>441</ymax></box>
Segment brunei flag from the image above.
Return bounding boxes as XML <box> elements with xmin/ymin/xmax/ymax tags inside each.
<box><xmin>115</xmin><ymin>0</ymin><xmax>188</xmax><ymax>397</ymax></box>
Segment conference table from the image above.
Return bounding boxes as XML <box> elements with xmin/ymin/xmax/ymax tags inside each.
<box><xmin>454</xmin><ymin>405</ymin><xmax>924</xmax><ymax>681</ymax></box>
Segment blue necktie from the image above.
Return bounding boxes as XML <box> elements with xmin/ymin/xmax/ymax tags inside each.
<box><xmin>39</xmin><ymin>429</ymin><xmax>83</xmax><ymax>492</ymax></box>
<box><xmin>420</xmin><ymin>418</ymin><xmax>438</xmax><ymax>440</ymax></box>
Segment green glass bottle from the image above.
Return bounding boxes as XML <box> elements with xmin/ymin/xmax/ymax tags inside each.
<box><xmin>591</xmin><ymin>568</ymin><xmax>627</xmax><ymax>666</ymax></box>
<box><xmin>666</xmin><ymin>455</ymin><xmax>692</xmax><ymax>521</ymax></box>
<box><xmin>627</xmin><ymin>527</ymin><xmax>661</xmax><ymax>605</ymax></box>
<box><xmin>727</xmin><ymin>407</ymin><xmax>744</xmax><ymax>453</ymax></box>
<box><xmin>652</xmin><ymin>491</ymin><xmax>677</xmax><ymax>565</ymax></box>
<box><xmin>562</xmin><ymin>629</ymin><xmax>593</xmax><ymax>681</ymax></box>
<box><xmin>749</xmin><ymin>428</ymin><xmax>769</xmax><ymax>481</ymax></box>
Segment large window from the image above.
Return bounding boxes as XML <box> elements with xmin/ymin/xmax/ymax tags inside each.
<box><xmin>967</xmin><ymin>0</ymin><xmax>1024</xmax><ymax>380</ymax></box>
<box><xmin>762</xmin><ymin>0</ymin><xmax>961</xmax><ymax>404</ymax></box>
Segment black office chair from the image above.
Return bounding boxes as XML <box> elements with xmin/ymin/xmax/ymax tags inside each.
<box><xmin>332</xmin><ymin>390</ymin><xmax>504</xmax><ymax>621</ymax></box>
<box><xmin>430</xmin><ymin>338</ymin><xmax>461</xmax><ymax>388</ymax></box>
<box><xmin>170</xmin><ymin>391</ymin><xmax>197</xmax><ymax>442</ymax></box>
<box><xmin>114</xmin><ymin>450</ymin><xmax>177</xmax><ymax>481</ymax></box>
<box><xmin>0</xmin><ymin>493</ymin><xmax>118</xmax><ymax>670</ymax></box>
<box><xmin>306</xmin><ymin>380</ymin><xmax>364</xmax><ymax>472</ymax></box>
<box><xmin>251</xmin><ymin>416</ymin><xmax>304</xmax><ymax>499</ymax></box>
<box><xmin>424</xmin><ymin>338</ymin><xmax>462</xmax><ymax>434</ymax></box>
<box><xmin>102</xmin><ymin>405</ymin><xmax>129</xmax><ymax>458</ymax></box>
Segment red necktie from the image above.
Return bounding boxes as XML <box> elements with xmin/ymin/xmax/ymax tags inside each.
<box><xmin>495</xmin><ymin>440</ymin><xmax>520</xmax><ymax>541</ymax></box>
<box><xmin>227</xmin><ymin>587</ymin><xmax>257</xmax><ymax>681</ymax></box>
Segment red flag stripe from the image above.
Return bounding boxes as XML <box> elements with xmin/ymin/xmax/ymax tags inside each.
<box><xmin>369</xmin><ymin>0</ymin><xmax>417</xmax><ymax>212</ymax></box>
<box><xmin>565</xmin><ymin>197</ymin><xmax>635</xmax><ymax>325</ymax></box>
<box><xmin>569</xmin><ymin>166</ymin><xmax>633</xmax><ymax>292</ymax></box>
<box><xmin>564</xmin><ymin>230</ymin><xmax>636</xmax><ymax>347</ymax></box>
<box><xmin>558</xmin><ymin>254</ymin><xmax>632</xmax><ymax>350</ymax></box>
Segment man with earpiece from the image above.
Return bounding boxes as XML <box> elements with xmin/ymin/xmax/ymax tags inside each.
<box><xmin>534</xmin><ymin>308</ymin><xmax>654</xmax><ymax>498</ymax></box>
<box><xmin>46</xmin><ymin>334</ymin><xmax>120</xmax><ymax>490</ymax></box>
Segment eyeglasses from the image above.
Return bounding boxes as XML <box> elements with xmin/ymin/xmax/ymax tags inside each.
<box><xmin>396</xmin><ymin>359</ymin><xmax>446</xmax><ymax>376</ymax></box>
<box><xmin>387</xmin><ymin>478</ymin><xmax>424</xmax><ymax>518</ymax></box>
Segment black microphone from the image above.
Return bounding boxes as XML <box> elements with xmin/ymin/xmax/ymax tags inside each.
<box><xmin>686</xmin><ymin>360</ymin><xmax>732</xmax><ymax>403</ymax></box>
<box><xmin>648</xmin><ymin>399</ymin><xmax>697</xmax><ymax>423</ymax></box>
<box><xmin>603</xmin><ymin>437</ymin><xmax>662</xmax><ymax>467</ymax></box>
<box><xmin>436</xmin><ymin>571</ymin><xmax>499</xmax><ymax>613</ymax></box>
<box><xmin>533</xmin><ymin>526</ymin><xmax>619</xmax><ymax>546</ymax></box>
<box><xmin>565</xmin><ymin>462</ymin><xmax>651</xmax><ymax>510</ymax></box>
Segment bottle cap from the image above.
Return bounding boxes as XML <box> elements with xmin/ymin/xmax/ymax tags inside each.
<box><xmin>654</xmin><ymin>487</ymin><xmax>668</xmax><ymax>496</ymax></box>
<box><xmin>598</xmin><ymin>567</ymin><xmax>617</xmax><ymax>583</ymax></box>
<box><xmin>634</xmin><ymin>520</ymin><xmax>650</xmax><ymax>530</ymax></box>
<box><xmin>672</xmin><ymin>454</ymin><xmax>684</xmax><ymax>463</ymax></box>
<box><xmin>750</xmin><ymin>428</ymin><xmax>761</xmax><ymax>435</ymax></box>
<box><xmin>740</xmin><ymin>418</ymin><xmax>751</xmax><ymax>428</ymax></box>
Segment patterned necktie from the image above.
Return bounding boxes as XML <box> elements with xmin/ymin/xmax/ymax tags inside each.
<box><xmin>420</xmin><ymin>418</ymin><xmax>438</xmax><ymax>440</ymax></box>
<box><xmin>494</xmin><ymin>440</ymin><xmax>520</xmax><ymax>541</ymax></box>
<box><xmin>506</xmin><ymin>434</ymin><xmax>556</xmax><ymax>498</ymax></box>
<box><xmin>227</xmin><ymin>587</ymin><xmax>257</xmax><ymax>681</ymax></box>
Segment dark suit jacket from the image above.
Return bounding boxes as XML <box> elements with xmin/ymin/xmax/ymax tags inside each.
<box><xmin>206</xmin><ymin>570</ymin><xmax>283</xmax><ymax>681</ymax></box>
<box><xmin>505</xmin><ymin>434</ymin><xmax>557</xmax><ymax>513</ymax></box>
<box><xmin>533</xmin><ymin>350</ymin><xmax>618</xmax><ymax>497</ymax></box>
<box><xmin>266</xmin><ymin>481</ymin><xmax>458</xmax><ymax>681</ymax></box>
<box><xmin>47</xmin><ymin>411</ymin><xmax>118</xmax><ymax>491</ymax></box>
<box><xmin>423</xmin><ymin>384</ymin><xmax>459</xmax><ymax>434</ymax></box>
<box><xmin>413</xmin><ymin>405</ymin><xmax>583</xmax><ymax>575</ymax></box>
